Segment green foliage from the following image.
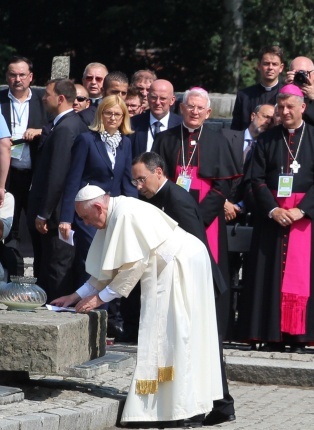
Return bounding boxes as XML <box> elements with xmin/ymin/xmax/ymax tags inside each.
<box><xmin>0</xmin><ymin>44</ymin><xmax>16</xmax><ymax>83</ymax></box>
<box><xmin>0</xmin><ymin>0</ymin><xmax>313</xmax><ymax>92</ymax></box>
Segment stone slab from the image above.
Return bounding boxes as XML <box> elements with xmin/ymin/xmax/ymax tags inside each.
<box><xmin>68</xmin><ymin>352</ymin><xmax>134</xmax><ymax>378</ymax></box>
<box><xmin>226</xmin><ymin>355</ymin><xmax>314</xmax><ymax>387</ymax></box>
<box><xmin>0</xmin><ymin>386</ymin><xmax>24</xmax><ymax>405</ymax></box>
<box><xmin>0</xmin><ymin>308</ymin><xmax>107</xmax><ymax>374</ymax></box>
<box><xmin>103</xmin><ymin>352</ymin><xmax>135</xmax><ymax>370</ymax></box>
<box><xmin>0</xmin><ymin>420</ymin><xmax>20</xmax><ymax>430</ymax></box>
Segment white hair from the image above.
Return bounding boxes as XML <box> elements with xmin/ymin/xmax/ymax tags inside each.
<box><xmin>182</xmin><ymin>88</ymin><xmax>211</xmax><ymax>108</ymax></box>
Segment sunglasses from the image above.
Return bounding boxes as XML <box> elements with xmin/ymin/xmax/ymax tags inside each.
<box><xmin>84</xmin><ymin>76</ymin><xmax>103</xmax><ymax>83</ymax></box>
<box><xmin>75</xmin><ymin>96</ymin><xmax>89</xmax><ymax>102</ymax></box>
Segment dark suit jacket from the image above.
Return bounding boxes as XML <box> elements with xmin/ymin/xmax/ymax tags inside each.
<box><xmin>0</xmin><ymin>87</ymin><xmax>50</xmax><ymax>169</ymax></box>
<box><xmin>78</xmin><ymin>105</ymin><xmax>97</xmax><ymax>126</ymax></box>
<box><xmin>221</xmin><ymin>128</ymin><xmax>245</xmax><ymax>202</ymax></box>
<box><xmin>60</xmin><ymin>131</ymin><xmax>138</xmax><ymax>224</ymax></box>
<box><xmin>129</xmin><ymin>110</ymin><xmax>182</xmax><ymax>158</ymax></box>
<box><xmin>146</xmin><ymin>179</ymin><xmax>227</xmax><ymax>296</ymax></box>
<box><xmin>27</xmin><ymin>111</ymin><xmax>88</xmax><ymax>230</ymax></box>
<box><xmin>231</xmin><ymin>82</ymin><xmax>282</xmax><ymax>131</ymax></box>
<box><xmin>148</xmin><ymin>179</ymin><xmax>207</xmax><ymax>243</ymax></box>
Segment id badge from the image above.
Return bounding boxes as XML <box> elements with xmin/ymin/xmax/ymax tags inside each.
<box><xmin>277</xmin><ymin>174</ymin><xmax>293</xmax><ymax>197</ymax></box>
<box><xmin>176</xmin><ymin>174</ymin><xmax>192</xmax><ymax>192</ymax></box>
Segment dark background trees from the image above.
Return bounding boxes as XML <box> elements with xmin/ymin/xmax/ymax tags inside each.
<box><xmin>1</xmin><ymin>0</ymin><xmax>313</xmax><ymax>92</ymax></box>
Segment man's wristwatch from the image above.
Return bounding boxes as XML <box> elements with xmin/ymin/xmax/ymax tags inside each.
<box><xmin>299</xmin><ymin>208</ymin><xmax>305</xmax><ymax>216</ymax></box>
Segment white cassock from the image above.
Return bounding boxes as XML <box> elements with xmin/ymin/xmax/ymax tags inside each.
<box><xmin>85</xmin><ymin>196</ymin><xmax>223</xmax><ymax>423</ymax></box>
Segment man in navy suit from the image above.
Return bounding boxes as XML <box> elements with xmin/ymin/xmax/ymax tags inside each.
<box><xmin>0</xmin><ymin>55</ymin><xmax>50</xmax><ymax>245</ymax></box>
<box><xmin>130</xmin><ymin>79</ymin><xmax>182</xmax><ymax>158</ymax></box>
<box><xmin>27</xmin><ymin>79</ymin><xmax>88</xmax><ymax>302</ymax></box>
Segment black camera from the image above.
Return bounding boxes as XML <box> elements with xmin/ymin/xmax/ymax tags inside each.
<box><xmin>293</xmin><ymin>70</ymin><xmax>308</xmax><ymax>86</ymax></box>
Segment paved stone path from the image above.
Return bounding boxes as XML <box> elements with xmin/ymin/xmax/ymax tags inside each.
<box><xmin>1</xmin><ymin>343</ymin><xmax>314</xmax><ymax>430</ymax></box>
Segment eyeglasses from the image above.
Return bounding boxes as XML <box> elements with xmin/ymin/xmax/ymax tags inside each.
<box><xmin>102</xmin><ymin>111</ymin><xmax>123</xmax><ymax>119</ymax></box>
<box><xmin>126</xmin><ymin>103</ymin><xmax>141</xmax><ymax>109</ymax></box>
<box><xmin>148</xmin><ymin>95</ymin><xmax>169</xmax><ymax>103</ymax></box>
<box><xmin>84</xmin><ymin>76</ymin><xmax>103</xmax><ymax>83</ymax></box>
<box><xmin>7</xmin><ymin>73</ymin><xmax>31</xmax><ymax>80</ymax></box>
<box><xmin>131</xmin><ymin>171</ymin><xmax>155</xmax><ymax>187</ymax></box>
<box><xmin>75</xmin><ymin>96</ymin><xmax>89</xmax><ymax>102</ymax></box>
<box><xmin>184</xmin><ymin>104</ymin><xmax>206</xmax><ymax>113</ymax></box>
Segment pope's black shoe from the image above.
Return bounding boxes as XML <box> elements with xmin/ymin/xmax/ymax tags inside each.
<box><xmin>202</xmin><ymin>411</ymin><xmax>236</xmax><ymax>426</ymax></box>
<box><xmin>182</xmin><ymin>414</ymin><xmax>205</xmax><ymax>427</ymax></box>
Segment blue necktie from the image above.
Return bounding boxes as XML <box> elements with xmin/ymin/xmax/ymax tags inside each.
<box><xmin>153</xmin><ymin>121</ymin><xmax>162</xmax><ymax>138</ymax></box>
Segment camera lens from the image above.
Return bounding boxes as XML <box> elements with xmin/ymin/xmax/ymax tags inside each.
<box><xmin>294</xmin><ymin>71</ymin><xmax>308</xmax><ymax>86</ymax></box>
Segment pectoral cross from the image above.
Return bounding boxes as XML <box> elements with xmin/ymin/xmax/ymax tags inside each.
<box><xmin>290</xmin><ymin>160</ymin><xmax>301</xmax><ymax>173</ymax></box>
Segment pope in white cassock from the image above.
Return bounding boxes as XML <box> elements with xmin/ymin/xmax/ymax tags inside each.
<box><xmin>52</xmin><ymin>184</ymin><xmax>223</xmax><ymax>425</ymax></box>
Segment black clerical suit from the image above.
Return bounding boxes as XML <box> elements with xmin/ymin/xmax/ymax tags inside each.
<box><xmin>238</xmin><ymin>123</ymin><xmax>314</xmax><ymax>345</ymax></box>
<box><xmin>231</xmin><ymin>82</ymin><xmax>282</xmax><ymax>131</ymax></box>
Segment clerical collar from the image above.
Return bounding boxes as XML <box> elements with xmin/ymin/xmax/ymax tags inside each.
<box><xmin>260</xmin><ymin>81</ymin><xmax>279</xmax><ymax>91</ymax></box>
<box><xmin>182</xmin><ymin>122</ymin><xmax>200</xmax><ymax>133</ymax></box>
<box><xmin>284</xmin><ymin>121</ymin><xmax>304</xmax><ymax>134</ymax></box>
<box><xmin>155</xmin><ymin>178</ymin><xmax>168</xmax><ymax>195</ymax></box>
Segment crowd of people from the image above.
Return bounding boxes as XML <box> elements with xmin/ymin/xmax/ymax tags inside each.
<box><xmin>0</xmin><ymin>44</ymin><xmax>314</xmax><ymax>426</ymax></box>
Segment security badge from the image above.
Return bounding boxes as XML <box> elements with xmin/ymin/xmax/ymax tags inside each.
<box><xmin>277</xmin><ymin>175</ymin><xmax>293</xmax><ymax>197</ymax></box>
<box><xmin>176</xmin><ymin>172</ymin><xmax>192</xmax><ymax>192</ymax></box>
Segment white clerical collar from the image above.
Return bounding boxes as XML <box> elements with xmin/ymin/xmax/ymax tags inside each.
<box><xmin>149</xmin><ymin>111</ymin><xmax>170</xmax><ymax>127</ymax></box>
<box><xmin>8</xmin><ymin>88</ymin><xmax>32</xmax><ymax>103</ymax></box>
<box><xmin>182</xmin><ymin>122</ymin><xmax>198</xmax><ymax>132</ymax></box>
<box><xmin>53</xmin><ymin>108</ymin><xmax>73</xmax><ymax>126</ymax></box>
<box><xmin>155</xmin><ymin>178</ymin><xmax>168</xmax><ymax>195</ymax></box>
<box><xmin>285</xmin><ymin>121</ymin><xmax>304</xmax><ymax>134</ymax></box>
<box><xmin>260</xmin><ymin>81</ymin><xmax>279</xmax><ymax>91</ymax></box>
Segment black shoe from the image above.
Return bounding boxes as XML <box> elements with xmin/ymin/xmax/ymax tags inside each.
<box><xmin>107</xmin><ymin>321</ymin><xmax>124</xmax><ymax>338</ymax></box>
<box><xmin>259</xmin><ymin>342</ymin><xmax>285</xmax><ymax>352</ymax></box>
<box><xmin>203</xmin><ymin>411</ymin><xmax>236</xmax><ymax>426</ymax></box>
<box><xmin>115</xmin><ymin>331</ymin><xmax>138</xmax><ymax>343</ymax></box>
<box><xmin>290</xmin><ymin>344</ymin><xmax>307</xmax><ymax>354</ymax></box>
<box><xmin>182</xmin><ymin>414</ymin><xmax>205</xmax><ymax>427</ymax></box>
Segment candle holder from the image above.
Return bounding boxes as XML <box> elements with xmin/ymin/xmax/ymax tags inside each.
<box><xmin>0</xmin><ymin>276</ymin><xmax>47</xmax><ymax>311</ymax></box>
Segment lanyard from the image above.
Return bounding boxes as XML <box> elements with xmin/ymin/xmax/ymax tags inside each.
<box><xmin>180</xmin><ymin>124</ymin><xmax>203</xmax><ymax>173</ymax></box>
<box><xmin>281</xmin><ymin>123</ymin><xmax>305</xmax><ymax>174</ymax></box>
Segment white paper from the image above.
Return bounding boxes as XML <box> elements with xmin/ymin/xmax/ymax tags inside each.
<box><xmin>46</xmin><ymin>304</ymin><xmax>76</xmax><ymax>312</ymax></box>
<box><xmin>58</xmin><ymin>229</ymin><xmax>75</xmax><ymax>246</ymax></box>
<box><xmin>11</xmin><ymin>143</ymin><xmax>24</xmax><ymax>160</ymax></box>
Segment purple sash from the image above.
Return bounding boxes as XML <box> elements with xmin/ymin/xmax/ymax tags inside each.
<box><xmin>175</xmin><ymin>166</ymin><xmax>219</xmax><ymax>263</ymax></box>
<box><xmin>272</xmin><ymin>191</ymin><xmax>311</xmax><ymax>335</ymax></box>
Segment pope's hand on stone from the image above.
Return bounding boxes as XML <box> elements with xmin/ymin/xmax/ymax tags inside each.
<box><xmin>50</xmin><ymin>292</ymin><xmax>80</xmax><ymax>307</ymax></box>
<box><xmin>75</xmin><ymin>294</ymin><xmax>105</xmax><ymax>313</ymax></box>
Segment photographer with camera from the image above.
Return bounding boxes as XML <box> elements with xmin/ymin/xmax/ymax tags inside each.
<box><xmin>286</xmin><ymin>56</ymin><xmax>314</xmax><ymax>125</ymax></box>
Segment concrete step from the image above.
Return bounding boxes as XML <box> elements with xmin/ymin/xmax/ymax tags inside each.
<box><xmin>68</xmin><ymin>352</ymin><xmax>134</xmax><ymax>379</ymax></box>
<box><xmin>224</xmin><ymin>347</ymin><xmax>314</xmax><ymax>387</ymax></box>
<box><xmin>0</xmin><ymin>386</ymin><xmax>24</xmax><ymax>405</ymax></box>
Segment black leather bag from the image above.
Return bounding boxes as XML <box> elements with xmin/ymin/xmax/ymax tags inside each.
<box><xmin>227</xmin><ymin>223</ymin><xmax>253</xmax><ymax>253</ymax></box>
